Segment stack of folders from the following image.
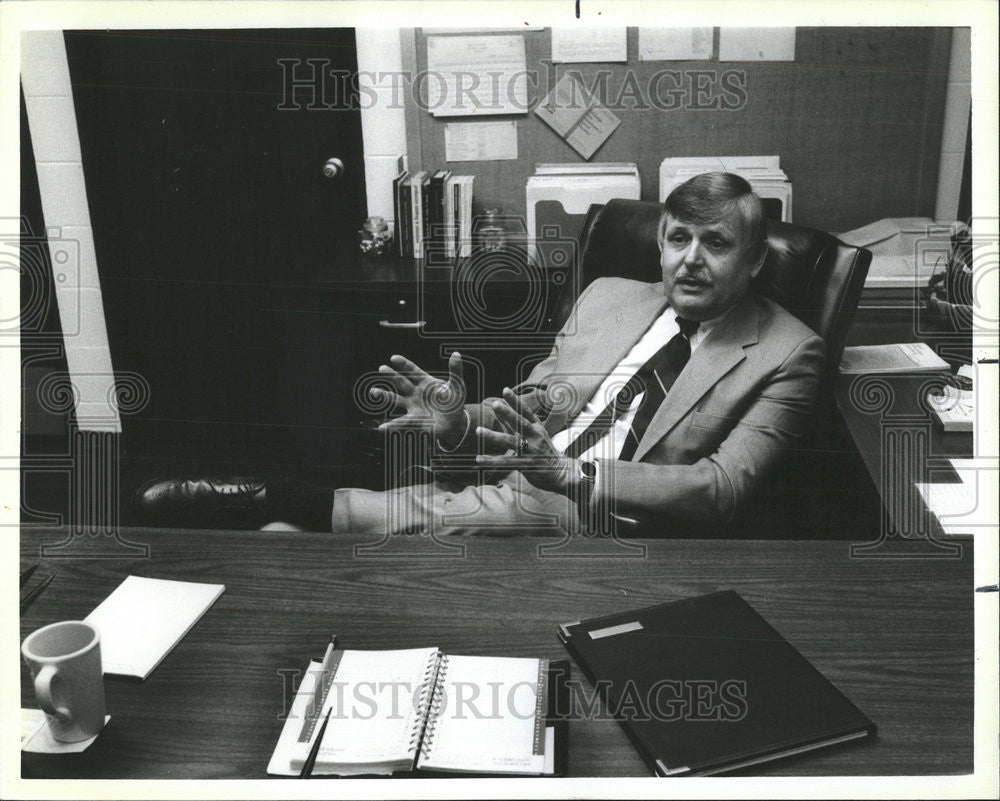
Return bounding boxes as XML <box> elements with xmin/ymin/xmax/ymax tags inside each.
<box><xmin>658</xmin><ymin>156</ymin><xmax>792</xmax><ymax>221</ymax></box>
<box><xmin>559</xmin><ymin>591</ymin><xmax>876</xmax><ymax>776</ymax></box>
<box><xmin>525</xmin><ymin>162</ymin><xmax>640</xmax><ymax>260</ymax></box>
<box><xmin>393</xmin><ymin>164</ymin><xmax>474</xmax><ymax>260</ymax></box>
<box><xmin>269</xmin><ymin>645</ymin><xmax>568</xmax><ymax>777</ymax></box>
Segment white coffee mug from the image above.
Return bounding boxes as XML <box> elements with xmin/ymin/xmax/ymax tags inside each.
<box><xmin>21</xmin><ymin>620</ymin><xmax>106</xmax><ymax>743</ymax></box>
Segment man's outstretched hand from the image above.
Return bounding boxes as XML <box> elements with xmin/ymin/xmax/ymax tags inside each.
<box><xmin>372</xmin><ymin>352</ymin><xmax>469</xmax><ymax>448</ymax></box>
<box><xmin>474</xmin><ymin>387</ymin><xmax>583</xmax><ymax>498</ymax></box>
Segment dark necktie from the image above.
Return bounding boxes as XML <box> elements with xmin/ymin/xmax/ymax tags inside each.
<box><xmin>564</xmin><ymin>317</ymin><xmax>698</xmax><ymax>460</ymax></box>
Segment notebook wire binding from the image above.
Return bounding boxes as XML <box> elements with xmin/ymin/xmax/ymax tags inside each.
<box><xmin>408</xmin><ymin>651</ymin><xmax>446</xmax><ymax>758</ymax></box>
<box><xmin>416</xmin><ymin>653</ymin><xmax>450</xmax><ymax>760</ymax></box>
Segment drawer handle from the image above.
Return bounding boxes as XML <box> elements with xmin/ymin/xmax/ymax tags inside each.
<box><xmin>378</xmin><ymin>320</ymin><xmax>426</xmax><ymax>329</ymax></box>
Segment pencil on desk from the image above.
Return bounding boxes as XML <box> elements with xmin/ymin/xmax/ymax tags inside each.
<box><xmin>20</xmin><ymin>564</ymin><xmax>38</xmax><ymax>588</ymax></box>
<box><xmin>299</xmin><ymin>707</ymin><xmax>332</xmax><ymax>778</ymax></box>
<box><xmin>20</xmin><ymin>574</ymin><xmax>54</xmax><ymax>613</ymax></box>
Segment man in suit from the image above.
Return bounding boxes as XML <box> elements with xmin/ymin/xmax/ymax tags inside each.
<box><xmin>135</xmin><ymin>172</ymin><xmax>825</xmax><ymax>536</ymax></box>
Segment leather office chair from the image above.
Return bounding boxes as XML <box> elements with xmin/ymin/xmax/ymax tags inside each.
<box><xmin>554</xmin><ymin>199</ymin><xmax>872</xmax><ymax>404</ymax></box>
<box><xmin>554</xmin><ymin>199</ymin><xmax>873</xmax><ymax>537</ymax></box>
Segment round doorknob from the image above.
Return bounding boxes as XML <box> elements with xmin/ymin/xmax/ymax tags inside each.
<box><xmin>323</xmin><ymin>157</ymin><xmax>344</xmax><ymax>179</ymax></box>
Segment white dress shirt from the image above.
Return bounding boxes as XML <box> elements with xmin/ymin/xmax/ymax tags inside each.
<box><xmin>549</xmin><ymin>305</ymin><xmax>719</xmax><ymax>463</ymax></box>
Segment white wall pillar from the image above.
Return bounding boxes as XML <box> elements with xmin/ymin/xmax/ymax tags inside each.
<box><xmin>356</xmin><ymin>28</ymin><xmax>408</xmax><ymax>232</ymax></box>
<box><xmin>21</xmin><ymin>30</ymin><xmax>120</xmax><ymax>433</ymax></box>
<box><xmin>935</xmin><ymin>28</ymin><xmax>971</xmax><ymax>222</ymax></box>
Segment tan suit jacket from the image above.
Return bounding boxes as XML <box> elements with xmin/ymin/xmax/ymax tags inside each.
<box><xmin>470</xmin><ymin>277</ymin><xmax>826</xmax><ymax>530</ymax></box>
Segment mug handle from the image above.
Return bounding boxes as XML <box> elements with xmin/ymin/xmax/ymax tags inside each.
<box><xmin>34</xmin><ymin>664</ymin><xmax>72</xmax><ymax>723</ymax></box>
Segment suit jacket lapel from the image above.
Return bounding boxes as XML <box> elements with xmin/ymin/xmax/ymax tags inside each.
<box><xmin>632</xmin><ymin>295</ymin><xmax>761</xmax><ymax>462</ymax></box>
<box><xmin>543</xmin><ymin>283</ymin><xmax>669</xmax><ymax>436</ymax></box>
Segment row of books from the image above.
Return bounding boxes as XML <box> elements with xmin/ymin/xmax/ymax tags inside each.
<box><xmin>393</xmin><ymin>167</ymin><xmax>475</xmax><ymax>260</ymax></box>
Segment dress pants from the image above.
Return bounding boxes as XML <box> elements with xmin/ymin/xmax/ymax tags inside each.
<box><xmin>331</xmin><ymin>471</ymin><xmax>582</xmax><ymax>537</ymax></box>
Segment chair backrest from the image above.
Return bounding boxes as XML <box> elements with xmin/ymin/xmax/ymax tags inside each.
<box><xmin>553</xmin><ymin>198</ymin><xmax>872</xmax><ymax>401</ymax></box>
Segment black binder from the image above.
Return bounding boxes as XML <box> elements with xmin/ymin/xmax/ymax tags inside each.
<box><xmin>558</xmin><ymin>591</ymin><xmax>876</xmax><ymax>776</ymax></box>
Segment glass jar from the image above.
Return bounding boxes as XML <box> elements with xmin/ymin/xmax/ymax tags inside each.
<box><xmin>475</xmin><ymin>208</ymin><xmax>508</xmax><ymax>253</ymax></box>
<box><xmin>358</xmin><ymin>216</ymin><xmax>392</xmax><ymax>257</ymax></box>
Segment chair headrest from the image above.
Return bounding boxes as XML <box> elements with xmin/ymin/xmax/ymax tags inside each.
<box><xmin>575</xmin><ymin>199</ymin><xmax>869</xmax><ymax>343</ymax></box>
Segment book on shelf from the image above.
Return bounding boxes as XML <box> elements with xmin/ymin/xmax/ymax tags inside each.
<box><xmin>392</xmin><ymin>165</ymin><xmax>409</xmax><ymax>257</ymax></box>
<box><xmin>421</xmin><ymin>173</ymin><xmax>433</xmax><ymax>255</ymax></box>
<box><xmin>426</xmin><ymin>169</ymin><xmax>451</xmax><ymax>258</ymax></box>
<box><xmin>839</xmin><ymin>342</ymin><xmax>949</xmax><ymax>374</ymax></box>
<box><xmin>268</xmin><ymin>645</ymin><xmax>568</xmax><ymax>777</ymax></box>
<box><xmin>559</xmin><ymin>591</ymin><xmax>875</xmax><ymax>776</ymax></box>
<box><xmin>395</xmin><ymin>169</ymin><xmax>473</xmax><ymax>260</ymax></box>
<box><xmin>443</xmin><ymin>173</ymin><xmax>459</xmax><ymax>258</ymax></box>
<box><xmin>442</xmin><ymin>174</ymin><xmax>474</xmax><ymax>259</ymax></box>
<box><xmin>456</xmin><ymin>175</ymin><xmax>475</xmax><ymax>258</ymax></box>
<box><xmin>405</xmin><ymin>170</ymin><xmax>429</xmax><ymax>259</ymax></box>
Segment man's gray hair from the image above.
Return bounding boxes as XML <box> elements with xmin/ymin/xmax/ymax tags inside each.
<box><xmin>659</xmin><ymin>172</ymin><xmax>768</xmax><ymax>264</ymax></box>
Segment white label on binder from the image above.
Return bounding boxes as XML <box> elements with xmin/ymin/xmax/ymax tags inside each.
<box><xmin>589</xmin><ymin>621</ymin><xmax>643</xmax><ymax>639</ymax></box>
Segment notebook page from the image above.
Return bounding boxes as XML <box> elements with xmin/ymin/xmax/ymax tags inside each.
<box><xmin>84</xmin><ymin>575</ymin><xmax>224</xmax><ymax>679</ymax></box>
<box><xmin>417</xmin><ymin>654</ymin><xmax>547</xmax><ymax>775</ymax></box>
<box><xmin>309</xmin><ymin>647</ymin><xmax>438</xmax><ymax>768</ymax></box>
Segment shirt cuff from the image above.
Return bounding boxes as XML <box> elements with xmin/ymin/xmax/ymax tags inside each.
<box><xmin>587</xmin><ymin>458</ymin><xmax>639</xmax><ymax>529</ymax></box>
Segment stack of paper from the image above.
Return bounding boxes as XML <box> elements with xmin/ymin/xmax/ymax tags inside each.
<box><xmin>85</xmin><ymin>575</ymin><xmax>225</xmax><ymax>679</ymax></box>
<box><xmin>659</xmin><ymin>156</ymin><xmax>792</xmax><ymax>221</ymax></box>
<box><xmin>838</xmin><ymin>217</ymin><xmax>962</xmax><ymax>289</ymax></box>
<box><xmin>915</xmin><ymin>459</ymin><xmax>987</xmax><ymax>537</ymax></box>
<box><xmin>839</xmin><ymin>342</ymin><xmax>949</xmax><ymax>374</ymax></box>
<box><xmin>927</xmin><ymin>367</ymin><xmax>974</xmax><ymax>432</ymax></box>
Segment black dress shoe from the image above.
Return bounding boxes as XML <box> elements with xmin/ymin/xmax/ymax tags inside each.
<box><xmin>132</xmin><ymin>477</ymin><xmax>270</xmax><ymax>529</ymax></box>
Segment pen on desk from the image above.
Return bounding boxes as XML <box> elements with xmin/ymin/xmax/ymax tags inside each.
<box><xmin>299</xmin><ymin>707</ymin><xmax>332</xmax><ymax>779</ymax></box>
<box><xmin>20</xmin><ymin>564</ymin><xmax>38</xmax><ymax>588</ymax></box>
<box><xmin>20</xmin><ymin>574</ymin><xmax>54</xmax><ymax>613</ymax></box>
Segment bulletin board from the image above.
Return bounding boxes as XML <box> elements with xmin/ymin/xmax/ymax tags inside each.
<box><xmin>405</xmin><ymin>27</ymin><xmax>953</xmax><ymax>234</ymax></box>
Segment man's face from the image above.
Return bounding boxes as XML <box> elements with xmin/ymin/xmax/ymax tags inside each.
<box><xmin>659</xmin><ymin>213</ymin><xmax>764</xmax><ymax>321</ymax></box>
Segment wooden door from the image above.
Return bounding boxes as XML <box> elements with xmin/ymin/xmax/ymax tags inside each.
<box><xmin>64</xmin><ymin>29</ymin><xmax>367</xmax><ymax>467</ymax></box>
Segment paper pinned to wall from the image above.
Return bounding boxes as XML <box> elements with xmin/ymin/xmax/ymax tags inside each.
<box><xmin>445</xmin><ymin>121</ymin><xmax>518</xmax><ymax>161</ymax></box>
<box><xmin>551</xmin><ymin>28</ymin><xmax>627</xmax><ymax>63</ymax></box>
<box><xmin>534</xmin><ymin>73</ymin><xmax>620</xmax><ymax>160</ymax></box>
<box><xmin>719</xmin><ymin>28</ymin><xmax>796</xmax><ymax>61</ymax></box>
<box><xmin>426</xmin><ymin>35</ymin><xmax>528</xmax><ymax>116</ymax></box>
<box><xmin>638</xmin><ymin>28</ymin><xmax>714</xmax><ymax>61</ymax></box>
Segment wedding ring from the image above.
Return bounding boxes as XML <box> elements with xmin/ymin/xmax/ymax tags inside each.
<box><xmin>516</xmin><ymin>436</ymin><xmax>528</xmax><ymax>456</ymax></box>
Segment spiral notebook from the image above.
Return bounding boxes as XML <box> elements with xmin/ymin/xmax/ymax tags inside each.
<box><xmin>268</xmin><ymin>647</ymin><xmax>567</xmax><ymax>777</ymax></box>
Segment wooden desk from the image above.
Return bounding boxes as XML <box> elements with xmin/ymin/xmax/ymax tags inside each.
<box><xmin>20</xmin><ymin>527</ymin><xmax>972</xmax><ymax>779</ymax></box>
<box><xmin>835</xmin><ymin>372</ymin><xmax>974</xmax><ymax>540</ymax></box>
